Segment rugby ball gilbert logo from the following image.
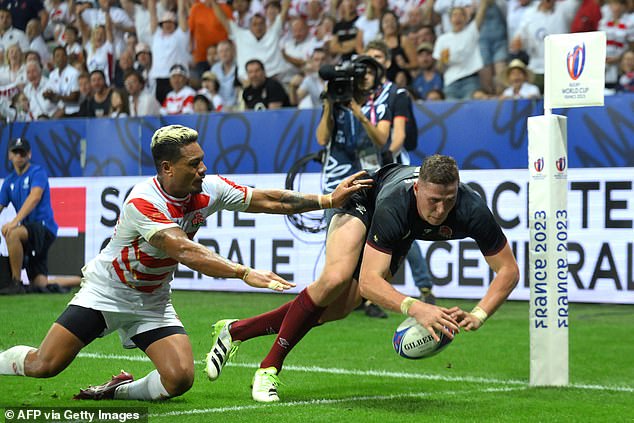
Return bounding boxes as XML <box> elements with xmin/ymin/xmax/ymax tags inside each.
<box><xmin>556</xmin><ymin>157</ymin><xmax>566</xmax><ymax>172</ymax></box>
<box><xmin>191</xmin><ymin>211</ymin><xmax>205</xmax><ymax>228</ymax></box>
<box><xmin>566</xmin><ymin>43</ymin><xmax>586</xmax><ymax>81</ymax></box>
<box><xmin>534</xmin><ymin>157</ymin><xmax>544</xmax><ymax>172</ymax></box>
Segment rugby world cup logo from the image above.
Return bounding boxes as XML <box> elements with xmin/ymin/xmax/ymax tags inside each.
<box><xmin>534</xmin><ymin>157</ymin><xmax>544</xmax><ymax>172</ymax></box>
<box><xmin>566</xmin><ymin>43</ymin><xmax>586</xmax><ymax>80</ymax></box>
<box><xmin>556</xmin><ymin>156</ymin><xmax>566</xmax><ymax>172</ymax></box>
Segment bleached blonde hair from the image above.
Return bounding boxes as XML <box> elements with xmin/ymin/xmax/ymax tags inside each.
<box><xmin>151</xmin><ymin>125</ymin><xmax>199</xmax><ymax>172</ymax></box>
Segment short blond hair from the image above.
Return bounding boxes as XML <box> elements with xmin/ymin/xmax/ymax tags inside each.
<box><xmin>151</xmin><ymin>125</ymin><xmax>199</xmax><ymax>172</ymax></box>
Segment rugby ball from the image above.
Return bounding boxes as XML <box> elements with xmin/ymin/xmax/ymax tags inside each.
<box><xmin>392</xmin><ymin>317</ymin><xmax>453</xmax><ymax>359</ymax></box>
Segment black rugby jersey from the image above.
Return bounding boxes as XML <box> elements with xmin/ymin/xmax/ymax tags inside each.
<box><xmin>355</xmin><ymin>164</ymin><xmax>507</xmax><ymax>276</ymax></box>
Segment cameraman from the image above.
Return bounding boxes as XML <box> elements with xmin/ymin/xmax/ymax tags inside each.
<box><xmin>316</xmin><ymin>55</ymin><xmax>392</xmax><ymax>202</ymax></box>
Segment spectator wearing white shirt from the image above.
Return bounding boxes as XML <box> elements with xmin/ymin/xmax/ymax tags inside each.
<box><xmin>599</xmin><ymin>0</ymin><xmax>634</xmax><ymax>89</ymax></box>
<box><xmin>433</xmin><ymin>0</ymin><xmax>491</xmax><ymax>100</ymax></box>
<box><xmin>133</xmin><ymin>41</ymin><xmax>156</xmax><ymax>95</ymax></box>
<box><xmin>25</xmin><ymin>18</ymin><xmax>51</xmax><ymax>67</ymax></box>
<box><xmin>124</xmin><ymin>70</ymin><xmax>161</xmax><ymax>116</ymax></box>
<box><xmin>0</xmin><ymin>8</ymin><xmax>29</xmax><ymax>51</ymax></box>
<box><xmin>79</xmin><ymin>0</ymin><xmax>135</xmax><ymax>57</ymax></box>
<box><xmin>120</xmin><ymin>0</ymin><xmax>163</xmax><ymax>46</ymax></box>
<box><xmin>160</xmin><ymin>63</ymin><xmax>195</xmax><ymax>115</ymax></box>
<box><xmin>287</xmin><ymin>46</ymin><xmax>327</xmax><ymax>108</ymax></box>
<box><xmin>511</xmin><ymin>0</ymin><xmax>581</xmax><ymax>92</ymax></box>
<box><xmin>506</xmin><ymin>0</ymin><xmax>533</xmax><ymax>40</ymax></box>
<box><xmin>43</xmin><ymin>46</ymin><xmax>80</xmax><ymax>116</ymax></box>
<box><xmin>44</xmin><ymin>0</ymin><xmax>70</xmax><ymax>43</ymax></box>
<box><xmin>354</xmin><ymin>0</ymin><xmax>388</xmax><ymax>51</ymax></box>
<box><xmin>211</xmin><ymin>0</ymin><xmax>290</xmax><ymax>83</ymax></box>
<box><xmin>23</xmin><ymin>60</ymin><xmax>58</xmax><ymax>118</ymax></box>
<box><xmin>281</xmin><ymin>16</ymin><xmax>319</xmax><ymax>83</ymax></box>
<box><xmin>1</xmin><ymin>91</ymin><xmax>34</xmax><ymax>121</ymax></box>
<box><xmin>62</xmin><ymin>25</ymin><xmax>83</xmax><ymax>62</ymax></box>
<box><xmin>198</xmin><ymin>71</ymin><xmax>224</xmax><ymax>111</ymax></box>
<box><xmin>148</xmin><ymin>0</ymin><xmax>190</xmax><ymax>104</ymax></box>
<box><xmin>499</xmin><ymin>58</ymin><xmax>540</xmax><ymax>99</ymax></box>
<box><xmin>264</xmin><ymin>0</ymin><xmax>281</xmax><ymax>28</ymax></box>
<box><xmin>80</xmin><ymin>13</ymin><xmax>115</xmax><ymax>84</ymax></box>
<box><xmin>0</xmin><ymin>43</ymin><xmax>27</xmax><ymax>87</ymax></box>
<box><xmin>433</xmin><ymin>0</ymin><xmax>474</xmax><ymax>34</ymax></box>
<box><xmin>232</xmin><ymin>0</ymin><xmax>261</xmax><ymax>29</ymax></box>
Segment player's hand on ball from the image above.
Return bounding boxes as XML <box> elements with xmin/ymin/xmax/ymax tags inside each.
<box><xmin>330</xmin><ymin>171</ymin><xmax>373</xmax><ymax>207</ymax></box>
<box><xmin>409</xmin><ymin>301</ymin><xmax>459</xmax><ymax>342</ymax></box>
<box><xmin>450</xmin><ymin>308</ymin><xmax>484</xmax><ymax>331</ymax></box>
<box><xmin>243</xmin><ymin>269</ymin><xmax>296</xmax><ymax>292</ymax></box>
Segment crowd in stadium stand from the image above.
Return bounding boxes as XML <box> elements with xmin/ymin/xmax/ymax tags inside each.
<box><xmin>0</xmin><ymin>0</ymin><xmax>633</xmax><ymax>121</ymax></box>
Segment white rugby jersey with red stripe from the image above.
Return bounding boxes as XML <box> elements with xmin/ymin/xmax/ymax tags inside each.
<box><xmin>72</xmin><ymin>175</ymin><xmax>252</xmax><ymax>315</ymax></box>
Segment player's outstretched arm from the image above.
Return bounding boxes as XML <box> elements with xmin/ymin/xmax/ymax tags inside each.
<box><xmin>359</xmin><ymin>244</ymin><xmax>458</xmax><ymax>342</ymax></box>
<box><xmin>149</xmin><ymin>227</ymin><xmax>295</xmax><ymax>291</ymax></box>
<box><xmin>456</xmin><ymin>241</ymin><xmax>520</xmax><ymax>331</ymax></box>
<box><xmin>245</xmin><ymin>170</ymin><xmax>372</xmax><ymax>214</ymax></box>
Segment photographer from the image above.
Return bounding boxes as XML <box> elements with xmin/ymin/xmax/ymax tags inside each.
<box><xmin>316</xmin><ymin>55</ymin><xmax>392</xmax><ymax>199</ymax></box>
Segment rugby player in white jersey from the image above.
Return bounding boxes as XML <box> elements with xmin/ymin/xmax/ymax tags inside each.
<box><xmin>0</xmin><ymin>124</ymin><xmax>371</xmax><ymax>401</ymax></box>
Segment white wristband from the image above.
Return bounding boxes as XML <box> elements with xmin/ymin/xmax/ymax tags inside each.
<box><xmin>470</xmin><ymin>306</ymin><xmax>488</xmax><ymax>324</ymax></box>
<box><xmin>400</xmin><ymin>297</ymin><xmax>417</xmax><ymax>315</ymax></box>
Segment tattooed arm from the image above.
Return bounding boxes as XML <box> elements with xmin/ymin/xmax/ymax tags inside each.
<box><xmin>148</xmin><ymin>227</ymin><xmax>294</xmax><ymax>291</ymax></box>
<box><xmin>245</xmin><ymin>170</ymin><xmax>374</xmax><ymax>214</ymax></box>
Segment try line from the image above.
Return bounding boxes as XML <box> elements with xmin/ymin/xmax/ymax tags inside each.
<box><xmin>76</xmin><ymin>352</ymin><xmax>634</xmax><ymax>393</ymax></box>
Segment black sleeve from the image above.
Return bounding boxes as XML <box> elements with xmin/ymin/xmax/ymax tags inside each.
<box><xmin>366</xmin><ymin>204</ymin><xmax>408</xmax><ymax>254</ymax></box>
<box><xmin>467</xmin><ymin>200</ymin><xmax>508</xmax><ymax>257</ymax></box>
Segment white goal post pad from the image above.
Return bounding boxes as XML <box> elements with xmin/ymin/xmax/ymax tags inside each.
<box><xmin>528</xmin><ymin>114</ymin><xmax>569</xmax><ymax>386</ymax></box>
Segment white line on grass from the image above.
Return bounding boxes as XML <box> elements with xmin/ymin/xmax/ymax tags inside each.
<box><xmin>76</xmin><ymin>352</ymin><xmax>634</xmax><ymax>393</ymax></box>
<box><xmin>148</xmin><ymin>386</ymin><xmax>526</xmax><ymax>418</ymax></box>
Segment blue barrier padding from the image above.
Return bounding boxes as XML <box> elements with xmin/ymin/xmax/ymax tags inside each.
<box><xmin>1</xmin><ymin>95</ymin><xmax>632</xmax><ymax>178</ymax></box>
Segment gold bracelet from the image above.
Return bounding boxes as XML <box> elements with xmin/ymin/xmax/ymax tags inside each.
<box><xmin>318</xmin><ymin>195</ymin><xmax>325</xmax><ymax>209</ymax></box>
<box><xmin>470</xmin><ymin>306</ymin><xmax>488</xmax><ymax>324</ymax></box>
<box><xmin>327</xmin><ymin>194</ymin><xmax>333</xmax><ymax>208</ymax></box>
<box><xmin>400</xmin><ymin>296</ymin><xmax>417</xmax><ymax>315</ymax></box>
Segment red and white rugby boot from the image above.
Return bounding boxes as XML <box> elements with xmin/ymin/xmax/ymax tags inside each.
<box><xmin>73</xmin><ymin>371</ymin><xmax>134</xmax><ymax>400</ymax></box>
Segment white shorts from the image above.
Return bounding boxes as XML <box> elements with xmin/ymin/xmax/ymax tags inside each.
<box><xmin>100</xmin><ymin>307</ymin><xmax>183</xmax><ymax>349</ymax></box>
<box><xmin>67</xmin><ymin>281</ymin><xmax>183</xmax><ymax>349</ymax></box>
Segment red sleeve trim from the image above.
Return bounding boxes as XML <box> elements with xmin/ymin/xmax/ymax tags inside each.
<box><xmin>482</xmin><ymin>235</ymin><xmax>508</xmax><ymax>257</ymax></box>
<box><xmin>217</xmin><ymin>175</ymin><xmax>248</xmax><ymax>202</ymax></box>
<box><xmin>129</xmin><ymin>198</ymin><xmax>174</xmax><ymax>224</ymax></box>
<box><xmin>366</xmin><ymin>239</ymin><xmax>392</xmax><ymax>254</ymax></box>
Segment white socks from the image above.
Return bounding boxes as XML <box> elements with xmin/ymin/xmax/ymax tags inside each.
<box><xmin>114</xmin><ymin>369</ymin><xmax>170</xmax><ymax>401</ymax></box>
<box><xmin>0</xmin><ymin>346</ymin><xmax>36</xmax><ymax>376</ymax></box>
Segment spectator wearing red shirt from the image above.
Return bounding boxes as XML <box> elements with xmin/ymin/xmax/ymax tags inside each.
<box><xmin>160</xmin><ymin>63</ymin><xmax>195</xmax><ymax>115</ymax></box>
<box><xmin>570</xmin><ymin>0</ymin><xmax>601</xmax><ymax>33</ymax></box>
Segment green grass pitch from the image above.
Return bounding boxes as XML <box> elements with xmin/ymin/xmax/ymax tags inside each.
<box><xmin>1</xmin><ymin>290</ymin><xmax>633</xmax><ymax>422</ymax></box>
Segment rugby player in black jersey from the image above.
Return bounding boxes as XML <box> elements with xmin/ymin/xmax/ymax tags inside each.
<box><xmin>206</xmin><ymin>154</ymin><xmax>520</xmax><ymax>402</ymax></box>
